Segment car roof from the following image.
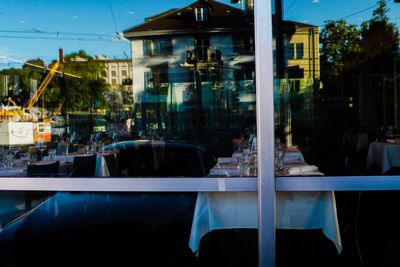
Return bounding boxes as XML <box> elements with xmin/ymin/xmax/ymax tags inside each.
<box><xmin>105</xmin><ymin>139</ymin><xmax>204</xmax><ymax>151</ymax></box>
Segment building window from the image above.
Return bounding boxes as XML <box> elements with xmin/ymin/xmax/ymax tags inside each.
<box><xmin>144</xmin><ymin>72</ymin><xmax>154</xmax><ymax>91</ymax></box>
<box><xmin>121</xmin><ymin>70</ymin><xmax>127</xmax><ymax>77</ymax></box>
<box><xmin>111</xmin><ymin>70</ymin><xmax>117</xmax><ymax>77</ymax></box>
<box><xmin>287</xmin><ymin>43</ymin><xmax>303</xmax><ymax>59</ymax></box>
<box><xmin>195</xmin><ymin>8</ymin><xmax>208</xmax><ymax>22</ymax></box>
<box><xmin>111</xmin><ymin>79</ymin><xmax>117</xmax><ymax>85</ymax></box>
<box><xmin>143</xmin><ymin>38</ymin><xmax>172</xmax><ymax>57</ymax></box>
<box><xmin>288</xmin><ymin>44</ymin><xmax>295</xmax><ymax>59</ymax></box>
<box><xmin>195</xmin><ymin>36</ymin><xmax>211</xmax><ymax>62</ymax></box>
<box><xmin>296</xmin><ymin>43</ymin><xmax>304</xmax><ymax>59</ymax></box>
<box><xmin>233</xmin><ymin>34</ymin><xmax>254</xmax><ymax>53</ymax></box>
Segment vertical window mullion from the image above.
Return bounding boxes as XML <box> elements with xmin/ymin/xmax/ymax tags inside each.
<box><xmin>255</xmin><ymin>0</ymin><xmax>276</xmax><ymax>266</ymax></box>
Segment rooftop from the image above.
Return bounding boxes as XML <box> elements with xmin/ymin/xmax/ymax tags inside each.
<box><xmin>123</xmin><ymin>0</ymin><xmax>253</xmax><ymax>38</ymax></box>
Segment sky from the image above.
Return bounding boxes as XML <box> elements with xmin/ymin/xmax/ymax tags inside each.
<box><xmin>1</xmin><ymin>0</ymin><xmax>400</xmax><ymax>68</ymax></box>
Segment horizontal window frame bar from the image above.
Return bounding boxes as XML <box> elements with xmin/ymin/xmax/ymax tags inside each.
<box><xmin>2</xmin><ymin>176</ymin><xmax>400</xmax><ymax>192</ymax></box>
<box><xmin>276</xmin><ymin>176</ymin><xmax>400</xmax><ymax>191</ymax></box>
<box><xmin>0</xmin><ymin>177</ymin><xmax>257</xmax><ymax>192</ymax></box>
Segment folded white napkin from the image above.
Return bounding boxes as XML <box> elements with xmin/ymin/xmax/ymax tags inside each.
<box><xmin>285</xmin><ymin>165</ymin><xmax>318</xmax><ymax>175</ymax></box>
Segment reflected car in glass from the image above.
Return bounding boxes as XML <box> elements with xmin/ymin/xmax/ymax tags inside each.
<box><xmin>0</xmin><ymin>140</ymin><xmax>216</xmax><ymax>267</ymax></box>
<box><xmin>105</xmin><ymin>140</ymin><xmax>217</xmax><ymax>177</ymax></box>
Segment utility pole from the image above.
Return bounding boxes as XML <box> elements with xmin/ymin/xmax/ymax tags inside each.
<box><xmin>59</xmin><ymin>48</ymin><xmax>68</xmax><ymax>136</ymax></box>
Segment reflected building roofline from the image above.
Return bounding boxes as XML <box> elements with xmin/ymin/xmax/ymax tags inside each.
<box><xmin>123</xmin><ymin>0</ymin><xmax>252</xmax><ymax>39</ymax></box>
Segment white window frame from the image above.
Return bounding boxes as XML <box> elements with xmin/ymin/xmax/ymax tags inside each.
<box><xmin>1</xmin><ymin>1</ymin><xmax>399</xmax><ymax>267</ymax></box>
<box><xmin>195</xmin><ymin>7</ymin><xmax>207</xmax><ymax>21</ymax></box>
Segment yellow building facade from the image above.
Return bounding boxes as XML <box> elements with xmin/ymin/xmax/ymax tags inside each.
<box><xmin>286</xmin><ymin>22</ymin><xmax>320</xmax><ymax>80</ymax></box>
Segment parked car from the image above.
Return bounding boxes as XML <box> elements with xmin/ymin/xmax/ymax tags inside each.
<box><xmin>104</xmin><ymin>140</ymin><xmax>216</xmax><ymax>177</ymax></box>
<box><xmin>0</xmin><ymin>140</ymin><xmax>216</xmax><ymax>267</ymax></box>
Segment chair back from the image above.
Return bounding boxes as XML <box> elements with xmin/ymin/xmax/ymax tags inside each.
<box><xmin>27</xmin><ymin>161</ymin><xmax>60</xmax><ymax>177</ymax></box>
<box><xmin>69</xmin><ymin>154</ymin><xmax>97</xmax><ymax>177</ymax></box>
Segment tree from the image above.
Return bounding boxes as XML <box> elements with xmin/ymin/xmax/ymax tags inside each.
<box><xmin>320</xmin><ymin>19</ymin><xmax>362</xmax><ymax>93</ymax></box>
<box><xmin>361</xmin><ymin>0</ymin><xmax>399</xmax><ymax>58</ymax></box>
<box><xmin>52</xmin><ymin>50</ymin><xmax>109</xmax><ymax>112</ymax></box>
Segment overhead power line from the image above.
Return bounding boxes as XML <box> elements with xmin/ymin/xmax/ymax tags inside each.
<box><xmin>0</xmin><ymin>30</ymin><xmax>117</xmax><ymax>38</ymax></box>
<box><xmin>0</xmin><ymin>35</ymin><xmax>117</xmax><ymax>42</ymax></box>
<box><xmin>339</xmin><ymin>0</ymin><xmax>391</xmax><ymax>21</ymax></box>
<box><xmin>0</xmin><ymin>55</ymin><xmax>81</xmax><ymax>78</ymax></box>
<box><xmin>109</xmin><ymin>0</ymin><xmax>120</xmax><ymax>38</ymax></box>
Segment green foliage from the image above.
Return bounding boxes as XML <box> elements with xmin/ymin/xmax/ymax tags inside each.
<box><xmin>361</xmin><ymin>0</ymin><xmax>399</xmax><ymax>57</ymax></box>
<box><xmin>320</xmin><ymin>20</ymin><xmax>362</xmax><ymax>91</ymax></box>
<box><xmin>320</xmin><ymin>0</ymin><xmax>399</xmax><ymax>93</ymax></box>
<box><xmin>0</xmin><ymin>50</ymin><xmax>110</xmax><ymax>114</ymax></box>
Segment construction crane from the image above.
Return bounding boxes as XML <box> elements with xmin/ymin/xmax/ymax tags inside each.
<box><xmin>27</xmin><ymin>60</ymin><xmax>60</xmax><ymax>110</ymax></box>
<box><xmin>0</xmin><ymin>49</ymin><xmax>80</xmax><ymax>145</ymax></box>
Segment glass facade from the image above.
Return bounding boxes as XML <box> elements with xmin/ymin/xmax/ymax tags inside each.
<box><xmin>272</xmin><ymin>0</ymin><xmax>400</xmax><ymax>266</ymax></box>
<box><xmin>1</xmin><ymin>0</ymin><xmax>400</xmax><ymax>266</ymax></box>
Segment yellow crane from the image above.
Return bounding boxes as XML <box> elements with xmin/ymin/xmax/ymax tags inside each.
<box><xmin>27</xmin><ymin>60</ymin><xmax>60</xmax><ymax>110</ymax></box>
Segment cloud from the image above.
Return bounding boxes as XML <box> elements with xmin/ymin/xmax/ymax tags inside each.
<box><xmin>312</xmin><ymin>0</ymin><xmax>319</xmax><ymax>3</ymax></box>
<box><xmin>19</xmin><ymin>20</ymin><xmax>25</xmax><ymax>24</ymax></box>
<box><xmin>128</xmin><ymin>11</ymin><xmax>135</xmax><ymax>15</ymax></box>
<box><xmin>72</xmin><ymin>15</ymin><xmax>79</xmax><ymax>19</ymax></box>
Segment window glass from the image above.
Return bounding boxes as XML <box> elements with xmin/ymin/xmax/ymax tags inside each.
<box><xmin>295</xmin><ymin>43</ymin><xmax>303</xmax><ymax>59</ymax></box>
<box><xmin>274</xmin><ymin>0</ymin><xmax>400</xmax><ymax>178</ymax></box>
<box><xmin>274</xmin><ymin>0</ymin><xmax>400</xmax><ymax>265</ymax></box>
<box><xmin>0</xmin><ymin>0</ymin><xmax>256</xmax><ymax>179</ymax></box>
<box><xmin>0</xmin><ymin>1</ymin><xmax>259</xmax><ymax>264</ymax></box>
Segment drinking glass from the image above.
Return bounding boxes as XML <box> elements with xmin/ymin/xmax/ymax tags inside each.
<box><xmin>5</xmin><ymin>152</ymin><xmax>15</xmax><ymax>168</ymax></box>
<box><xmin>20</xmin><ymin>153</ymin><xmax>31</xmax><ymax>167</ymax></box>
<box><xmin>85</xmin><ymin>145</ymin><xmax>91</xmax><ymax>154</ymax></box>
<box><xmin>89</xmin><ymin>134</ymin><xmax>96</xmax><ymax>143</ymax></box>
<box><xmin>9</xmin><ymin>145</ymin><xmax>21</xmax><ymax>158</ymax></box>
<box><xmin>36</xmin><ymin>140</ymin><xmax>47</xmax><ymax>160</ymax></box>
<box><xmin>48</xmin><ymin>149</ymin><xmax>57</xmax><ymax>160</ymax></box>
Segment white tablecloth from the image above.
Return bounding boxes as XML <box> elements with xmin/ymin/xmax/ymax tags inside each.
<box><xmin>366</xmin><ymin>142</ymin><xmax>400</xmax><ymax>174</ymax></box>
<box><xmin>189</xmin><ymin>191</ymin><xmax>342</xmax><ymax>254</ymax></box>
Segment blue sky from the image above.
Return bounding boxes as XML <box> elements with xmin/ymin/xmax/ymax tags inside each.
<box><xmin>284</xmin><ymin>0</ymin><xmax>400</xmax><ymax>27</ymax></box>
<box><xmin>1</xmin><ymin>0</ymin><xmax>400</xmax><ymax>67</ymax></box>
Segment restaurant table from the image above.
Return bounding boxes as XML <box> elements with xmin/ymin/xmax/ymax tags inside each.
<box><xmin>189</xmin><ymin>191</ymin><xmax>342</xmax><ymax>254</ymax></box>
<box><xmin>0</xmin><ymin>152</ymin><xmax>118</xmax><ymax>178</ymax></box>
<box><xmin>194</xmin><ymin>147</ymin><xmax>341</xmax><ymax>255</ymax></box>
<box><xmin>366</xmin><ymin>142</ymin><xmax>400</xmax><ymax>174</ymax></box>
<box><xmin>210</xmin><ymin>147</ymin><xmax>323</xmax><ymax>177</ymax></box>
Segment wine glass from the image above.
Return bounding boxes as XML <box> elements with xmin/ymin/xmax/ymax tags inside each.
<box><xmin>111</xmin><ymin>133</ymin><xmax>119</xmax><ymax>151</ymax></box>
<box><xmin>70</xmin><ymin>132</ymin><xmax>77</xmax><ymax>143</ymax></box>
<box><xmin>94</xmin><ymin>133</ymin><xmax>104</xmax><ymax>152</ymax></box>
<box><xmin>89</xmin><ymin>134</ymin><xmax>96</xmax><ymax>143</ymax></box>
<box><xmin>89</xmin><ymin>133</ymin><xmax>97</xmax><ymax>152</ymax></box>
<box><xmin>9</xmin><ymin>145</ymin><xmax>21</xmax><ymax>158</ymax></box>
<box><xmin>36</xmin><ymin>140</ymin><xmax>47</xmax><ymax>161</ymax></box>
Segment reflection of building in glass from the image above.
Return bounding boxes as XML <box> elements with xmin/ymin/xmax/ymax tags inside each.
<box><xmin>274</xmin><ymin>19</ymin><xmax>320</xmax><ymax>147</ymax></box>
<box><xmin>95</xmin><ymin>57</ymin><xmax>133</xmax><ymax>90</ymax></box>
<box><xmin>123</xmin><ymin>0</ymin><xmax>255</xmax><ymax>156</ymax></box>
<box><xmin>285</xmin><ymin>22</ymin><xmax>320</xmax><ymax>80</ymax></box>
